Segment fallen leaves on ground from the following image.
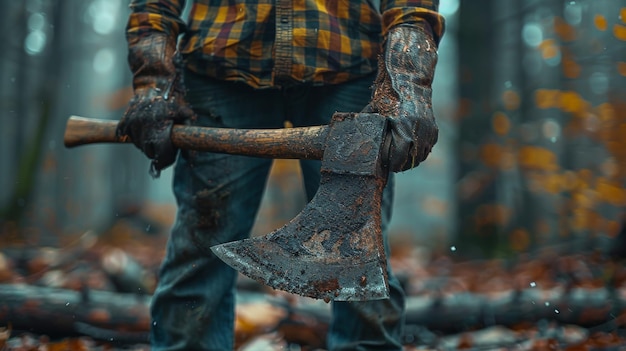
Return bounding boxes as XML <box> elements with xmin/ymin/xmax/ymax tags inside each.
<box><xmin>2</xmin><ymin>211</ymin><xmax>626</xmax><ymax>350</ymax></box>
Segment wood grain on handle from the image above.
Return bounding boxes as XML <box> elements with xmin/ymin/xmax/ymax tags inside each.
<box><xmin>64</xmin><ymin>116</ymin><xmax>328</xmax><ymax>160</ymax></box>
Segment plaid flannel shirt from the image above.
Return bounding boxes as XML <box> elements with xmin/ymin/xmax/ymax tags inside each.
<box><xmin>127</xmin><ymin>0</ymin><xmax>445</xmax><ymax>89</ymax></box>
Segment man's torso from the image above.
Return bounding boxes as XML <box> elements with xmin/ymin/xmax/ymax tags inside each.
<box><xmin>179</xmin><ymin>0</ymin><xmax>384</xmax><ymax>88</ymax></box>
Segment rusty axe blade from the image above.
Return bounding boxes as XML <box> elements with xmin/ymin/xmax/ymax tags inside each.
<box><xmin>212</xmin><ymin>112</ymin><xmax>391</xmax><ymax>301</ymax></box>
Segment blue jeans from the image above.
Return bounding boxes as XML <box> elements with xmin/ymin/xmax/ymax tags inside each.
<box><xmin>150</xmin><ymin>70</ymin><xmax>405</xmax><ymax>350</ymax></box>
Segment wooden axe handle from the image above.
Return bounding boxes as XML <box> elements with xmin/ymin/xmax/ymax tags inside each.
<box><xmin>64</xmin><ymin>116</ymin><xmax>328</xmax><ymax>160</ymax></box>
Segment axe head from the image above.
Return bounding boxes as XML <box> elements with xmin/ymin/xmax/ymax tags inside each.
<box><xmin>212</xmin><ymin>113</ymin><xmax>391</xmax><ymax>301</ymax></box>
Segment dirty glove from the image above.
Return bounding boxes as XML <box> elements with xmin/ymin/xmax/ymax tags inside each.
<box><xmin>364</xmin><ymin>24</ymin><xmax>439</xmax><ymax>172</ymax></box>
<box><xmin>117</xmin><ymin>34</ymin><xmax>195</xmax><ymax>177</ymax></box>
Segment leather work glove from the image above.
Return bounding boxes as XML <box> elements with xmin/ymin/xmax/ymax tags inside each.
<box><xmin>117</xmin><ymin>34</ymin><xmax>195</xmax><ymax>177</ymax></box>
<box><xmin>363</xmin><ymin>24</ymin><xmax>439</xmax><ymax>172</ymax></box>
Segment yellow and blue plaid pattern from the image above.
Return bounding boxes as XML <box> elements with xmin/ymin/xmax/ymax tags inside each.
<box><xmin>127</xmin><ymin>0</ymin><xmax>445</xmax><ymax>89</ymax></box>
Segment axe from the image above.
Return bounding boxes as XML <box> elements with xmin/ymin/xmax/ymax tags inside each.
<box><xmin>64</xmin><ymin>112</ymin><xmax>392</xmax><ymax>301</ymax></box>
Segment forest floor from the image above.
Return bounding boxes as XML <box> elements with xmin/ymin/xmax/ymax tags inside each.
<box><xmin>2</xmin><ymin>206</ymin><xmax>626</xmax><ymax>350</ymax></box>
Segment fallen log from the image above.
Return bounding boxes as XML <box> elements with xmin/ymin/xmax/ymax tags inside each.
<box><xmin>0</xmin><ymin>283</ymin><xmax>150</xmax><ymax>341</ymax></box>
<box><xmin>100</xmin><ymin>247</ymin><xmax>154</xmax><ymax>294</ymax></box>
<box><xmin>405</xmin><ymin>286</ymin><xmax>626</xmax><ymax>333</ymax></box>
<box><xmin>1</xmin><ymin>283</ymin><xmax>625</xmax><ymax>343</ymax></box>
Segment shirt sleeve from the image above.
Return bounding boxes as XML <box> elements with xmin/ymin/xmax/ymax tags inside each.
<box><xmin>126</xmin><ymin>0</ymin><xmax>187</xmax><ymax>44</ymax></box>
<box><xmin>380</xmin><ymin>0</ymin><xmax>445</xmax><ymax>45</ymax></box>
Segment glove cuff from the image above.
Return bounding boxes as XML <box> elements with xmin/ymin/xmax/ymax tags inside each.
<box><xmin>128</xmin><ymin>33</ymin><xmax>185</xmax><ymax>97</ymax></box>
<box><xmin>383</xmin><ymin>25</ymin><xmax>438</xmax><ymax>87</ymax></box>
<box><xmin>367</xmin><ymin>24</ymin><xmax>440</xmax><ymax>172</ymax></box>
<box><xmin>369</xmin><ymin>25</ymin><xmax>437</xmax><ymax>116</ymax></box>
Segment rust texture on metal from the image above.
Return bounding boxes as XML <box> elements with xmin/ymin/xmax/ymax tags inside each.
<box><xmin>212</xmin><ymin>113</ymin><xmax>392</xmax><ymax>301</ymax></box>
<box><xmin>320</xmin><ymin>112</ymin><xmax>389</xmax><ymax>178</ymax></box>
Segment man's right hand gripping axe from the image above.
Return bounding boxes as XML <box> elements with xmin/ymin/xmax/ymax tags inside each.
<box><xmin>117</xmin><ymin>33</ymin><xmax>195</xmax><ymax>177</ymax></box>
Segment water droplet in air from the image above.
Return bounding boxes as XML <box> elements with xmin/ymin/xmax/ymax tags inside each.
<box><xmin>545</xmin><ymin>301</ymin><xmax>550</xmax><ymax>306</ymax></box>
<box><xmin>530</xmin><ymin>281</ymin><xmax>536</xmax><ymax>287</ymax></box>
<box><xmin>450</xmin><ymin>246</ymin><xmax>456</xmax><ymax>252</ymax></box>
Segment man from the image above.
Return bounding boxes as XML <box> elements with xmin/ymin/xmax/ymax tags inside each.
<box><xmin>117</xmin><ymin>1</ymin><xmax>444</xmax><ymax>350</ymax></box>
